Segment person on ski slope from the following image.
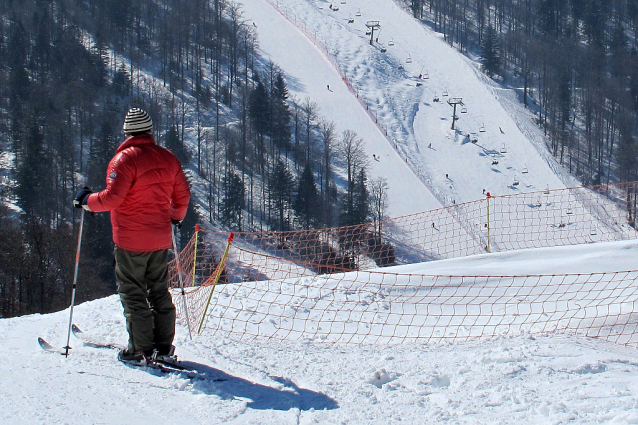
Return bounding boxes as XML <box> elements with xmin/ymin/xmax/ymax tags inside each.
<box><xmin>73</xmin><ymin>108</ymin><xmax>191</xmax><ymax>363</ymax></box>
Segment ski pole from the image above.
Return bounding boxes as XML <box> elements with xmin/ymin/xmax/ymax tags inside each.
<box><xmin>172</xmin><ymin>225</ymin><xmax>193</xmax><ymax>340</ymax></box>
<box><xmin>64</xmin><ymin>209</ymin><xmax>85</xmax><ymax>357</ymax></box>
<box><xmin>198</xmin><ymin>232</ymin><xmax>234</xmax><ymax>334</ymax></box>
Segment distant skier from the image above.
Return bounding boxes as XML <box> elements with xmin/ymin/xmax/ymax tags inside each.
<box><xmin>74</xmin><ymin>108</ymin><xmax>190</xmax><ymax>364</ymax></box>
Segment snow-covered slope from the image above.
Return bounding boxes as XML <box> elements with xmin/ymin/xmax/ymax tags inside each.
<box><xmin>4</xmin><ymin>240</ymin><xmax>638</xmax><ymax>424</ymax></box>
<box><xmin>5</xmin><ymin>1</ymin><xmax>638</xmax><ymax>423</ymax></box>
<box><xmin>242</xmin><ymin>0</ymin><xmax>579</xmax><ymax>218</ymax></box>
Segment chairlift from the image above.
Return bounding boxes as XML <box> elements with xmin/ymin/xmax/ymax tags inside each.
<box><xmin>500</xmin><ymin>143</ymin><xmax>507</xmax><ymax>153</ymax></box>
<box><xmin>388</xmin><ymin>38</ymin><xmax>395</xmax><ymax>46</ymax></box>
<box><xmin>522</xmin><ymin>165</ymin><xmax>529</xmax><ymax>174</ymax></box>
<box><xmin>491</xmin><ymin>158</ymin><xmax>499</xmax><ymax>165</ymax></box>
<box><xmin>341</xmin><ymin>0</ymin><xmax>346</xmax><ymax>4</ymax></box>
<box><xmin>406</xmin><ymin>55</ymin><xmax>413</xmax><ymax>63</ymax></box>
<box><xmin>590</xmin><ymin>227</ymin><xmax>598</xmax><ymax>236</ymax></box>
<box><xmin>479</xmin><ymin>123</ymin><xmax>486</xmax><ymax>132</ymax></box>
<box><xmin>461</xmin><ymin>106</ymin><xmax>467</xmax><ymax>113</ymax></box>
<box><xmin>380</xmin><ymin>45</ymin><xmax>387</xmax><ymax>53</ymax></box>
<box><xmin>433</xmin><ymin>93</ymin><xmax>440</xmax><ymax>102</ymax></box>
<box><xmin>566</xmin><ymin>207</ymin><xmax>573</xmax><ymax>215</ymax></box>
<box><xmin>513</xmin><ymin>178</ymin><xmax>519</xmax><ymax>186</ymax></box>
<box><xmin>442</xmin><ymin>88</ymin><xmax>449</xmax><ymax>97</ymax></box>
<box><xmin>423</xmin><ymin>70</ymin><xmax>429</xmax><ymax>79</ymax></box>
<box><xmin>356</xmin><ymin>8</ymin><xmax>361</xmax><ymax>17</ymax></box>
<box><xmin>544</xmin><ymin>186</ymin><xmax>550</xmax><ymax>194</ymax></box>
<box><xmin>333</xmin><ymin>6</ymin><xmax>340</xmax><ymax>11</ymax></box>
<box><xmin>471</xmin><ymin>137</ymin><xmax>478</xmax><ymax>143</ymax></box>
<box><xmin>348</xmin><ymin>16</ymin><xmax>354</xmax><ymax>23</ymax></box>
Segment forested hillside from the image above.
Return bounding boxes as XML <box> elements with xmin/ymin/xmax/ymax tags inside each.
<box><xmin>4</xmin><ymin>0</ymin><xmax>638</xmax><ymax>319</ymax></box>
<box><xmin>408</xmin><ymin>0</ymin><xmax>638</xmax><ymax>185</ymax></box>
<box><xmin>0</xmin><ymin>0</ymin><xmax>377</xmax><ymax>318</ymax></box>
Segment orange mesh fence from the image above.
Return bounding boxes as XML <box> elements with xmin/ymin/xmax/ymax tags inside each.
<box><xmin>169</xmin><ymin>181</ymin><xmax>638</xmax><ymax>345</ymax></box>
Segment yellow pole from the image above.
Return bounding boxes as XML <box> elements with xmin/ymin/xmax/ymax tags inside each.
<box><xmin>486</xmin><ymin>192</ymin><xmax>491</xmax><ymax>253</ymax></box>
<box><xmin>191</xmin><ymin>224</ymin><xmax>200</xmax><ymax>287</ymax></box>
<box><xmin>198</xmin><ymin>233</ymin><xmax>234</xmax><ymax>334</ymax></box>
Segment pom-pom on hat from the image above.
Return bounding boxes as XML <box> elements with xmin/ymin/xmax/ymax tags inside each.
<box><xmin>123</xmin><ymin>108</ymin><xmax>153</xmax><ymax>134</ymax></box>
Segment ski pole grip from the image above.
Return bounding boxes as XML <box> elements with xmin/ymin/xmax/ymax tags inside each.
<box><xmin>227</xmin><ymin>232</ymin><xmax>235</xmax><ymax>243</ymax></box>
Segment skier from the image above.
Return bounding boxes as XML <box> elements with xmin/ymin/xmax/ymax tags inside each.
<box><xmin>74</xmin><ymin>108</ymin><xmax>191</xmax><ymax>364</ymax></box>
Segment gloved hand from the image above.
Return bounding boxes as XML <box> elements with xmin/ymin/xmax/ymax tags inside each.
<box><xmin>171</xmin><ymin>218</ymin><xmax>183</xmax><ymax>229</ymax></box>
<box><xmin>73</xmin><ymin>187</ymin><xmax>92</xmax><ymax>211</ymax></box>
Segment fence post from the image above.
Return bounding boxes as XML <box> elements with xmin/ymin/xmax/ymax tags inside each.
<box><xmin>191</xmin><ymin>224</ymin><xmax>200</xmax><ymax>287</ymax></box>
<box><xmin>486</xmin><ymin>192</ymin><xmax>491</xmax><ymax>253</ymax></box>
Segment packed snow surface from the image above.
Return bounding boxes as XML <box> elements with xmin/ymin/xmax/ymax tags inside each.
<box><xmin>3</xmin><ymin>240</ymin><xmax>638</xmax><ymax>424</ymax></box>
<box><xmin>4</xmin><ymin>0</ymin><xmax>638</xmax><ymax>423</ymax></box>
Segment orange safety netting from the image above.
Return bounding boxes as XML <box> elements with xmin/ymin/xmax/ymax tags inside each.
<box><xmin>169</xmin><ymin>181</ymin><xmax>638</xmax><ymax>346</ymax></box>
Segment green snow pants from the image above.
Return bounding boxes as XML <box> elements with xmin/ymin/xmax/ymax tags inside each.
<box><xmin>114</xmin><ymin>246</ymin><xmax>176</xmax><ymax>354</ymax></box>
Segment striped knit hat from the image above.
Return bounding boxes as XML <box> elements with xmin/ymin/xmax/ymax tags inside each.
<box><xmin>122</xmin><ymin>108</ymin><xmax>153</xmax><ymax>134</ymax></box>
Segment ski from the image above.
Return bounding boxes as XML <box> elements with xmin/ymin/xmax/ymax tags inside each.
<box><xmin>119</xmin><ymin>358</ymin><xmax>210</xmax><ymax>379</ymax></box>
<box><xmin>73</xmin><ymin>324</ymin><xmax>227</xmax><ymax>381</ymax></box>
<box><xmin>71</xmin><ymin>324</ymin><xmax>125</xmax><ymax>350</ymax></box>
<box><xmin>38</xmin><ymin>337</ymin><xmax>67</xmax><ymax>355</ymax></box>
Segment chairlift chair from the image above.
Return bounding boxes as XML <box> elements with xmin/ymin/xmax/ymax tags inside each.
<box><xmin>388</xmin><ymin>38</ymin><xmax>395</xmax><ymax>46</ymax></box>
<box><xmin>522</xmin><ymin>165</ymin><xmax>529</xmax><ymax>174</ymax></box>
<box><xmin>461</xmin><ymin>106</ymin><xmax>467</xmax><ymax>113</ymax></box>
<box><xmin>356</xmin><ymin>8</ymin><xmax>361</xmax><ymax>17</ymax></box>
<box><xmin>341</xmin><ymin>0</ymin><xmax>346</xmax><ymax>3</ymax></box>
<box><xmin>500</xmin><ymin>143</ymin><xmax>507</xmax><ymax>153</ymax></box>
<box><xmin>406</xmin><ymin>55</ymin><xmax>412</xmax><ymax>63</ymax></box>
<box><xmin>479</xmin><ymin>123</ymin><xmax>486</xmax><ymax>132</ymax></box>
<box><xmin>442</xmin><ymin>88</ymin><xmax>449</xmax><ymax>96</ymax></box>
<box><xmin>423</xmin><ymin>70</ymin><xmax>429</xmax><ymax>79</ymax></box>
<box><xmin>513</xmin><ymin>178</ymin><xmax>519</xmax><ymax>186</ymax></box>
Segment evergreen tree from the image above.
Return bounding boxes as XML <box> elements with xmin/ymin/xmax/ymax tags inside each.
<box><xmin>249</xmin><ymin>77</ymin><xmax>270</xmax><ymax>136</ymax></box>
<box><xmin>15</xmin><ymin>124</ymin><xmax>52</xmax><ymax>218</ymax></box>
<box><xmin>293</xmin><ymin>163</ymin><xmax>319</xmax><ymax>229</ymax></box>
<box><xmin>352</xmin><ymin>168</ymin><xmax>369</xmax><ymax>225</ymax></box>
<box><xmin>112</xmin><ymin>64</ymin><xmax>131</xmax><ymax>97</ymax></box>
<box><xmin>165</xmin><ymin>125</ymin><xmax>191</xmax><ymax>165</ymax></box>
<box><xmin>339</xmin><ymin>167</ymin><xmax>369</xmax><ymax>227</ymax></box>
<box><xmin>221</xmin><ymin>172</ymin><xmax>245</xmax><ymax>230</ymax></box>
<box><xmin>480</xmin><ymin>25</ymin><xmax>500</xmax><ymax>77</ymax></box>
<box><xmin>270</xmin><ymin>72</ymin><xmax>291</xmax><ymax>149</ymax></box>
<box><xmin>268</xmin><ymin>160</ymin><xmax>294</xmax><ymax>231</ymax></box>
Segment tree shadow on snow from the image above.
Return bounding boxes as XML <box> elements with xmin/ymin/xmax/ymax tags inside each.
<box><xmin>179</xmin><ymin>361</ymin><xmax>339</xmax><ymax>411</ymax></box>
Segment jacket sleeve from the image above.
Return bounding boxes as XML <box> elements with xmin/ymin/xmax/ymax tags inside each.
<box><xmin>170</xmin><ymin>163</ymin><xmax>190</xmax><ymax>221</ymax></box>
<box><xmin>86</xmin><ymin>152</ymin><xmax>135</xmax><ymax>212</ymax></box>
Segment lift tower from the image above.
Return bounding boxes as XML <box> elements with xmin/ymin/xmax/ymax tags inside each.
<box><xmin>447</xmin><ymin>97</ymin><xmax>464</xmax><ymax>130</ymax></box>
<box><xmin>365</xmin><ymin>21</ymin><xmax>381</xmax><ymax>45</ymax></box>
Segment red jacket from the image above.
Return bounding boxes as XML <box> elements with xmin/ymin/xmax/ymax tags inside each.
<box><xmin>86</xmin><ymin>134</ymin><xmax>191</xmax><ymax>252</ymax></box>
